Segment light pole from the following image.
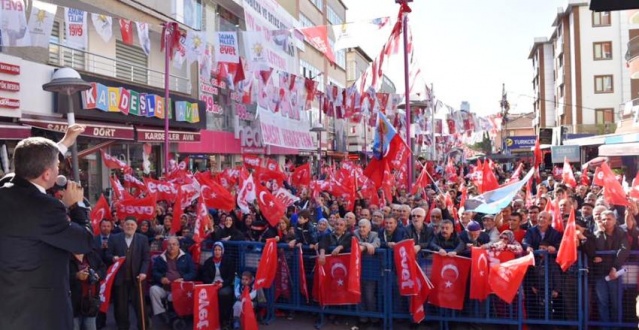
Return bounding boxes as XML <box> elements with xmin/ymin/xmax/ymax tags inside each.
<box><xmin>309</xmin><ymin>73</ymin><xmax>324</xmax><ymax>176</ymax></box>
<box><xmin>42</xmin><ymin>67</ymin><xmax>92</xmax><ymax>182</ymax></box>
<box><xmin>396</xmin><ymin>0</ymin><xmax>413</xmax><ymax>186</ymax></box>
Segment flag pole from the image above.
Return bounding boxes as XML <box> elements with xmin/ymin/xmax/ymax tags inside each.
<box><xmin>402</xmin><ymin>4</ymin><xmax>413</xmax><ymax>188</ymax></box>
<box><xmin>163</xmin><ymin>23</ymin><xmax>171</xmax><ymax>177</ymax></box>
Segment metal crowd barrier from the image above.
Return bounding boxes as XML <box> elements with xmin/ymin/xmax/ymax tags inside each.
<box><xmin>207</xmin><ymin>241</ymin><xmax>639</xmax><ymax>330</ymax></box>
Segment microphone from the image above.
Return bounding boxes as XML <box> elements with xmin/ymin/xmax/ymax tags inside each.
<box><xmin>55</xmin><ymin>175</ymin><xmax>68</xmax><ymax>189</ymax></box>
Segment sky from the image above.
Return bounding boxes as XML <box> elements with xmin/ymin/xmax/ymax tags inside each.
<box><xmin>343</xmin><ymin>0</ymin><xmax>566</xmax><ymax>116</ymax></box>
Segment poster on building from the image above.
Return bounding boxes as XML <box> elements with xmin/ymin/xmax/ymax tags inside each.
<box><xmin>241</xmin><ymin>0</ymin><xmax>298</xmax><ymax>73</ymax></box>
<box><xmin>1</xmin><ymin>0</ymin><xmax>29</xmax><ymax>47</ymax></box>
<box><xmin>215</xmin><ymin>32</ymin><xmax>239</xmax><ymax>63</ymax></box>
<box><xmin>64</xmin><ymin>8</ymin><xmax>87</xmax><ymax>50</ymax></box>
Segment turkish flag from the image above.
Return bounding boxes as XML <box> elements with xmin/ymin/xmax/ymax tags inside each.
<box><xmin>562</xmin><ymin>157</ymin><xmax>577</xmax><ymax>188</ymax></box>
<box><xmin>410</xmin><ymin>262</ymin><xmax>434</xmax><ymax>323</ymax></box>
<box><xmin>115</xmin><ymin>194</ymin><xmax>156</xmax><ymax>220</ymax></box>
<box><xmin>299</xmin><ymin>247</ymin><xmax>309</xmax><ymax>303</ymax></box>
<box><xmin>193</xmin><ymin>284</ymin><xmax>220</xmax><ymax>330</ymax></box>
<box><xmin>99</xmin><ymin>258</ymin><xmax>125</xmax><ymax>313</ymax></box>
<box><xmin>581</xmin><ymin>171</ymin><xmax>591</xmax><ymax>186</ymax></box>
<box><xmin>274</xmin><ymin>250</ymin><xmax>292</xmax><ymax>301</ymax></box>
<box><xmin>598</xmin><ymin>162</ymin><xmax>629</xmax><ymax>206</ymax></box>
<box><xmin>630</xmin><ymin>171</ymin><xmax>639</xmax><ymax>199</ymax></box>
<box><xmin>255</xmin><ymin>238</ymin><xmax>278</xmax><ymax>290</ymax></box>
<box><xmin>110</xmin><ymin>176</ymin><xmax>131</xmax><ymax>202</ymax></box>
<box><xmin>556</xmin><ymin>209</ymin><xmax>577</xmax><ymax>272</ymax></box>
<box><xmin>348</xmin><ymin>236</ymin><xmax>362</xmax><ymax>296</ymax></box>
<box><xmin>171</xmin><ymin>188</ymin><xmax>183</xmax><ymax>235</ymax></box>
<box><xmin>292</xmin><ymin>163</ymin><xmax>311</xmax><ymax>187</ymax></box>
<box><xmin>381</xmin><ymin>161</ymin><xmax>395</xmax><ymax>203</ymax></box>
<box><xmin>510</xmin><ymin>163</ymin><xmax>523</xmax><ymax>181</ymax></box>
<box><xmin>593</xmin><ymin>166</ymin><xmax>604</xmax><ymax>186</ymax></box>
<box><xmin>312</xmin><ymin>258</ymin><xmax>326</xmax><ymax>305</ymax></box>
<box><xmin>255</xmin><ymin>166</ymin><xmax>287</xmax><ymax>184</ymax></box>
<box><xmin>547</xmin><ymin>200</ymin><xmax>564</xmax><ymax>233</ymax></box>
<box><xmin>200</xmin><ymin>178</ymin><xmax>236</xmax><ymax>211</ymax></box>
<box><xmin>428</xmin><ymin>254</ymin><xmax>471</xmax><ymax>310</ymax></box>
<box><xmin>255</xmin><ymin>183</ymin><xmax>286</xmax><ymax>227</ymax></box>
<box><xmin>172</xmin><ymin>281</ymin><xmax>201</xmax><ymax>317</ymax></box>
<box><xmin>489</xmin><ymin>253</ymin><xmax>534</xmax><ymax>304</ymax></box>
<box><xmin>411</xmin><ymin>161</ymin><xmax>431</xmax><ymax>195</ymax></box>
<box><xmin>119</xmin><ymin>19</ymin><xmax>134</xmax><ymax>45</ymax></box>
<box><xmin>240</xmin><ymin>286</ymin><xmax>259</xmax><ymax>330</ymax></box>
<box><xmin>482</xmin><ymin>160</ymin><xmax>500</xmax><ymax>193</ymax></box>
<box><xmin>393</xmin><ymin>239</ymin><xmax>419</xmax><ymax>296</ymax></box>
<box><xmin>470</xmin><ymin>247</ymin><xmax>490</xmax><ymax>301</ymax></box>
<box><xmin>144</xmin><ymin>178</ymin><xmax>178</xmax><ymax>203</ymax></box>
<box><xmin>90</xmin><ymin>194</ymin><xmax>112</xmax><ymax>235</ymax></box>
<box><xmin>100</xmin><ymin>149</ymin><xmax>130</xmax><ymax>171</ymax></box>
<box><xmin>319</xmin><ymin>254</ymin><xmax>361</xmax><ymax>305</ymax></box>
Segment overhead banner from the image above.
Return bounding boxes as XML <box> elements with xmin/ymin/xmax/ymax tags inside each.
<box><xmin>28</xmin><ymin>1</ymin><xmax>57</xmax><ymax>48</ymax></box>
<box><xmin>1</xmin><ymin>0</ymin><xmax>29</xmax><ymax>47</ymax></box>
<box><xmin>214</xmin><ymin>32</ymin><xmax>239</xmax><ymax>63</ymax></box>
<box><xmin>258</xmin><ymin>106</ymin><xmax>314</xmax><ymax>150</ymax></box>
<box><xmin>242</xmin><ymin>0</ymin><xmax>298</xmax><ymax>73</ymax></box>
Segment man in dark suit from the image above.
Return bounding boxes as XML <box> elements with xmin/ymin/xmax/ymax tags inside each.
<box><xmin>107</xmin><ymin>217</ymin><xmax>151</xmax><ymax>330</ymax></box>
<box><xmin>93</xmin><ymin>219</ymin><xmax>114</xmax><ymax>329</ymax></box>
<box><xmin>0</xmin><ymin>127</ymin><xmax>94</xmax><ymax>330</ymax></box>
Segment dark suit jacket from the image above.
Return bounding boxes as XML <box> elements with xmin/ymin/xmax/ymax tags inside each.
<box><xmin>93</xmin><ymin>234</ymin><xmax>112</xmax><ymax>266</ymax></box>
<box><xmin>200</xmin><ymin>256</ymin><xmax>236</xmax><ymax>288</ymax></box>
<box><xmin>0</xmin><ymin>175</ymin><xmax>93</xmax><ymax>330</ymax></box>
<box><xmin>106</xmin><ymin>233</ymin><xmax>151</xmax><ymax>285</ymax></box>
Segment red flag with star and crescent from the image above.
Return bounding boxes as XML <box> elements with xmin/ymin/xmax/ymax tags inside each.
<box><xmin>255</xmin><ymin>183</ymin><xmax>286</xmax><ymax>227</ymax></box>
<box><xmin>319</xmin><ymin>254</ymin><xmax>361</xmax><ymax>305</ymax></box>
<box><xmin>470</xmin><ymin>247</ymin><xmax>490</xmax><ymax>301</ymax></box>
<box><xmin>171</xmin><ymin>281</ymin><xmax>200</xmax><ymax>316</ymax></box>
<box><xmin>291</xmin><ymin>163</ymin><xmax>312</xmax><ymax>187</ymax></box>
<box><xmin>254</xmin><ymin>238</ymin><xmax>278</xmax><ymax>290</ymax></box>
<box><xmin>90</xmin><ymin>194</ymin><xmax>111</xmax><ymax>235</ymax></box>
<box><xmin>428</xmin><ymin>254</ymin><xmax>471</xmax><ymax>310</ymax></box>
<box><xmin>410</xmin><ymin>262</ymin><xmax>434</xmax><ymax>323</ymax></box>
<box><xmin>489</xmin><ymin>252</ymin><xmax>534</xmax><ymax>304</ymax></box>
<box><xmin>597</xmin><ymin>162</ymin><xmax>629</xmax><ymax>206</ymax></box>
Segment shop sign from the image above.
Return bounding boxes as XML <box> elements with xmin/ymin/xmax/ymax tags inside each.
<box><xmin>0</xmin><ymin>97</ymin><xmax>19</xmax><ymax>109</ymax></box>
<box><xmin>199</xmin><ymin>82</ymin><xmax>222</xmax><ymax>114</ymax></box>
<box><xmin>22</xmin><ymin>119</ymin><xmax>134</xmax><ymax>140</ymax></box>
<box><xmin>235</xmin><ymin>122</ymin><xmax>264</xmax><ymax>153</ymax></box>
<box><xmin>0</xmin><ymin>62</ymin><xmax>20</xmax><ymax>75</ymax></box>
<box><xmin>504</xmin><ymin>136</ymin><xmax>537</xmax><ymax>149</ymax></box>
<box><xmin>551</xmin><ymin>145</ymin><xmax>580</xmax><ymax>163</ymax></box>
<box><xmin>81</xmin><ymin>82</ymin><xmax>200</xmax><ymax>124</ymax></box>
<box><xmin>0</xmin><ymin>79</ymin><xmax>19</xmax><ymax>92</ymax></box>
<box><xmin>137</xmin><ymin>129</ymin><xmax>201</xmax><ymax>142</ymax></box>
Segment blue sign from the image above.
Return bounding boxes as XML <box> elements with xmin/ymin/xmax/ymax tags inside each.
<box><xmin>504</xmin><ymin>136</ymin><xmax>537</xmax><ymax>150</ymax></box>
<box><xmin>551</xmin><ymin>145</ymin><xmax>580</xmax><ymax>163</ymax></box>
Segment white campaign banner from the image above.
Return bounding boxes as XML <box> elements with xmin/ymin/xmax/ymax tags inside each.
<box><xmin>27</xmin><ymin>1</ymin><xmax>57</xmax><ymax>48</ymax></box>
<box><xmin>64</xmin><ymin>7</ymin><xmax>87</xmax><ymax>50</ymax></box>
<box><xmin>215</xmin><ymin>31</ymin><xmax>239</xmax><ymax>63</ymax></box>
<box><xmin>242</xmin><ymin>0</ymin><xmax>298</xmax><ymax>73</ymax></box>
<box><xmin>273</xmin><ymin>188</ymin><xmax>300</xmax><ymax>207</ymax></box>
<box><xmin>258</xmin><ymin>105</ymin><xmax>314</xmax><ymax>150</ymax></box>
<box><xmin>1</xmin><ymin>0</ymin><xmax>29</xmax><ymax>47</ymax></box>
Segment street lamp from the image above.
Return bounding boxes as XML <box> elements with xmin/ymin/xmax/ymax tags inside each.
<box><xmin>42</xmin><ymin>67</ymin><xmax>92</xmax><ymax>182</ymax></box>
<box><xmin>310</xmin><ymin>122</ymin><xmax>326</xmax><ymax>176</ymax></box>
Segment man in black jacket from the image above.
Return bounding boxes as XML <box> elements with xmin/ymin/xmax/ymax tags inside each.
<box><xmin>107</xmin><ymin>217</ymin><xmax>151</xmax><ymax>330</ymax></box>
<box><xmin>0</xmin><ymin>127</ymin><xmax>94</xmax><ymax>330</ymax></box>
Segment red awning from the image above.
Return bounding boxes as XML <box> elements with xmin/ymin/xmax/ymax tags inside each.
<box><xmin>0</xmin><ymin>122</ymin><xmax>30</xmax><ymax>140</ymax></box>
<box><xmin>21</xmin><ymin>115</ymin><xmax>135</xmax><ymax>140</ymax></box>
<box><xmin>136</xmin><ymin>127</ymin><xmax>201</xmax><ymax>143</ymax></box>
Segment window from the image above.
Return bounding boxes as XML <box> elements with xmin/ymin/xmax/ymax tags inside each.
<box><xmin>593</xmin><ymin>41</ymin><xmax>612</xmax><ymax>60</ymax></box>
<box><xmin>594</xmin><ymin>75</ymin><xmax>613</xmax><ymax>93</ymax></box>
<box><xmin>115</xmin><ymin>40</ymin><xmax>148</xmax><ymax>84</ymax></box>
<box><xmin>310</xmin><ymin>0</ymin><xmax>323</xmax><ymax>12</ymax></box>
<box><xmin>347</xmin><ymin>60</ymin><xmax>357</xmax><ymax>81</ymax></box>
<box><xmin>592</xmin><ymin>11</ymin><xmax>611</xmax><ymax>27</ymax></box>
<box><xmin>327</xmin><ymin>6</ymin><xmax>343</xmax><ymax>25</ymax></box>
<box><xmin>595</xmin><ymin>108</ymin><xmax>614</xmax><ymax>124</ymax></box>
<box><xmin>299</xmin><ymin>14</ymin><xmax>314</xmax><ymax>28</ymax></box>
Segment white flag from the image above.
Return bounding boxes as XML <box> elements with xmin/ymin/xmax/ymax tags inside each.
<box><xmin>184</xmin><ymin>29</ymin><xmax>205</xmax><ymax>65</ymax></box>
<box><xmin>27</xmin><ymin>0</ymin><xmax>56</xmax><ymax>48</ymax></box>
<box><xmin>64</xmin><ymin>7</ymin><xmax>87</xmax><ymax>50</ymax></box>
<box><xmin>199</xmin><ymin>45</ymin><xmax>212</xmax><ymax>82</ymax></box>
<box><xmin>1</xmin><ymin>0</ymin><xmax>30</xmax><ymax>47</ymax></box>
<box><xmin>135</xmin><ymin>21</ymin><xmax>150</xmax><ymax>55</ymax></box>
<box><xmin>237</xmin><ymin>174</ymin><xmax>256</xmax><ymax>214</ymax></box>
<box><xmin>173</xmin><ymin>36</ymin><xmax>186</xmax><ymax>69</ymax></box>
<box><xmin>90</xmin><ymin>13</ymin><xmax>112</xmax><ymax>43</ymax></box>
<box><xmin>332</xmin><ymin>17</ymin><xmax>390</xmax><ymax>51</ymax></box>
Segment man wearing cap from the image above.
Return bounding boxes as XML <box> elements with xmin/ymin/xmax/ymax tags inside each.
<box><xmin>482</xmin><ymin>214</ymin><xmax>500</xmax><ymax>243</ymax></box>
<box><xmin>107</xmin><ymin>217</ymin><xmax>151</xmax><ymax>330</ymax></box>
<box><xmin>459</xmin><ymin>221</ymin><xmax>490</xmax><ymax>257</ymax></box>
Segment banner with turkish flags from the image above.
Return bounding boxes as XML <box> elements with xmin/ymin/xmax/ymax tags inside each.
<box><xmin>489</xmin><ymin>252</ymin><xmax>534</xmax><ymax>304</ymax></box>
<box><xmin>115</xmin><ymin>194</ymin><xmax>156</xmax><ymax>220</ymax></box>
<box><xmin>240</xmin><ymin>287</ymin><xmax>259</xmax><ymax>330</ymax></box>
<box><xmin>144</xmin><ymin>177</ymin><xmax>178</xmax><ymax>203</ymax></box>
<box><xmin>292</xmin><ymin>163</ymin><xmax>312</xmax><ymax>187</ymax></box>
<box><xmin>255</xmin><ymin>238</ymin><xmax>278</xmax><ymax>290</ymax></box>
<box><xmin>172</xmin><ymin>281</ymin><xmax>201</xmax><ymax>316</ymax></box>
<box><xmin>274</xmin><ymin>250</ymin><xmax>291</xmax><ymax>301</ymax></box>
<box><xmin>556</xmin><ymin>209</ymin><xmax>577</xmax><ymax>272</ymax></box>
<box><xmin>562</xmin><ymin>157</ymin><xmax>577</xmax><ymax>188</ymax></box>
<box><xmin>428</xmin><ymin>254</ymin><xmax>471</xmax><ymax>310</ymax></box>
<box><xmin>299</xmin><ymin>247</ymin><xmax>309</xmax><ymax>303</ymax></box>
<box><xmin>393</xmin><ymin>239</ymin><xmax>419</xmax><ymax>296</ymax></box>
<box><xmin>598</xmin><ymin>162</ymin><xmax>629</xmax><ymax>206</ymax></box>
<box><xmin>255</xmin><ymin>183</ymin><xmax>286</xmax><ymax>227</ymax></box>
<box><xmin>90</xmin><ymin>194</ymin><xmax>112</xmax><ymax>235</ymax></box>
<box><xmin>410</xmin><ymin>262</ymin><xmax>433</xmax><ymax>323</ymax></box>
<box><xmin>193</xmin><ymin>284</ymin><xmax>220</xmax><ymax>330</ymax></box>
<box><xmin>100</xmin><ymin>149</ymin><xmax>130</xmax><ymax>171</ymax></box>
<box><xmin>99</xmin><ymin>257</ymin><xmax>125</xmax><ymax>313</ymax></box>
<box><xmin>470</xmin><ymin>247</ymin><xmax>490</xmax><ymax>301</ymax></box>
<box><xmin>348</xmin><ymin>236</ymin><xmax>362</xmax><ymax>296</ymax></box>
<box><xmin>318</xmin><ymin>254</ymin><xmax>361</xmax><ymax>305</ymax></box>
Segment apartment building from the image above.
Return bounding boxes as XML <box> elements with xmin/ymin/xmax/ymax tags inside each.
<box><xmin>529</xmin><ymin>1</ymin><xmax>633</xmax><ymax>136</ymax></box>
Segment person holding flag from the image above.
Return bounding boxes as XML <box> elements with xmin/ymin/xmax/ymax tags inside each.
<box><xmin>201</xmin><ymin>242</ymin><xmax>236</xmax><ymax>329</ymax></box>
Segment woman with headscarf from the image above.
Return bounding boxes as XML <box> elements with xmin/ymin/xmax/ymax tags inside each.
<box><xmin>137</xmin><ymin>220</ymin><xmax>156</xmax><ymax>246</ymax></box>
<box><xmin>200</xmin><ymin>242</ymin><xmax>236</xmax><ymax>328</ymax></box>
<box><xmin>488</xmin><ymin>230</ymin><xmax>524</xmax><ymax>256</ymax></box>
<box><xmin>215</xmin><ymin>215</ymin><xmax>246</xmax><ymax>242</ymax></box>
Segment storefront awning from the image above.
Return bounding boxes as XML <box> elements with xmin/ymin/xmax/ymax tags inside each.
<box><xmin>599</xmin><ymin>143</ymin><xmax>639</xmax><ymax>156</ymax></box>
<box><xmin>0</xmin><ymin>122</ymin><xmax>30</xmax><ymax>140</ymax></box>
<box><xmin>21</xmin><ymin>115</ymin><xmax>135</xmax><ymax>140</ymax></box>
<box><xmin>136</xmin><ymin>127</ymin><xmax>200</xmax><ymax>143</ymax></box>
<box><xmin>562</xmin><ymin>133</ymin><xmax>616</xmax><ymax>146</ymax></box>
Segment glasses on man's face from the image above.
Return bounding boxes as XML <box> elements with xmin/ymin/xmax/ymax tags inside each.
<box><xmin>411</xmin><ymin>214</ymin><xmax>423</xmax><ymax>218</ymax></box>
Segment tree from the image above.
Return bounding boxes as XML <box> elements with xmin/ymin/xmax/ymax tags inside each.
<box><xmin>466</xmin><ymin>132</ymin><xmax>492</xmax><ymax>155</ymax></box>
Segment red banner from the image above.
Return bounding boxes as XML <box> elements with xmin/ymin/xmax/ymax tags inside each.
<box><xmin>489</xmin><ymin>253</ymin><xmax>534</xmax><ymax>304</ymax></box>
<box><xmin>90</xmin><ymin>194</ymin><xmax>111</xmax><ymax>235</ymax></box>
<box><xmin>274</xmin><ymin>250</ymin><xmax>291</xmax><ymax>301</ymax></box>
<box><xmin>318</xmin><ymin>254</ymin><xmax>360</xmax><ymax>305</ymax></box>
<box><xmin>119</xmin><ymin>18</ymin><xmax>134</xmax><ymax>45</ymax></box>
<box><xmin>122</xmin><ymin>173</ymin><xmax>145</xmax><ymax>191</ymax></box>
<box><xmin>115</xmin><ymin>194</ymin><xmax>156</xmax><ymax>220</ymax></box>
<box><xmin>144</xmin><ymin>177</ymin><xmax>178</xmax><ymax>203</ymax></box>
<box><xmin>99</xmin><ymin>258</ymin><xmax>125</xmax><ymax>313</ymax></box>
<box><xmin>110</xmin><ymin>176</ymin><xmax>131</xmax><ymax>202</ymax></box>
<box><xmin>299</xmin><ymin>247</ymin><xmax>309</xmax><ymax>303</ymax></box>
<box><xmin>172</xmin><ymin>281</ymin><xmax>200</xmax><ymax>316</ymax></box>
<box><xmin>243</xmin><ymin>155</ymin><xmax>262</xmax><ymax>169</ymax></box>
<box><xmin>193</xmin><ymin>284</ymin><xmax>220</xmax><ymax>330</ymax></box>
<box><xmin>100</xmin><ymin>149</ymin><xmax>130</xmax><ymax>171</ymax></box>
<box><xmin>393</xmin><ymin>239</ymin><xmax>419</xmax><ymax>296</ymax></box>
<box><xmin>254</xmin><ymin>238</ymin><xmax>278</xmax><ymax>290</ymax></box>
<box><xmin>470</xmin><ymin>247</ymin><xmax>490</xmax><ymax>301</ymax></box>
<box><xmin>428</xmin><ymin>254</ymin><xmax>471</xmax><ymax>310</ymax></box>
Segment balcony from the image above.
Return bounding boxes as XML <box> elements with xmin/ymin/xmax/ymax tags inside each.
<box><xmin>626</xmin><ymin>36</ymin><xmax>639</xmax><ymax>79</ymax></box>
<box><xmin>574</xmin><ymin>123</ymin><xmax>617</xmax><ymax>135</ymax></box>
<box><xmin>48</xmin><ymin>42</ymin><xmax>191</xmax><ymax>94</ymax></box>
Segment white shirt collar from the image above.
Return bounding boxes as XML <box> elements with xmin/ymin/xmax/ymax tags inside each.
<box><xmin>30</xmin><ymin>181</ymin><xmax>46</xmax><ymax>194</ymax></box>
